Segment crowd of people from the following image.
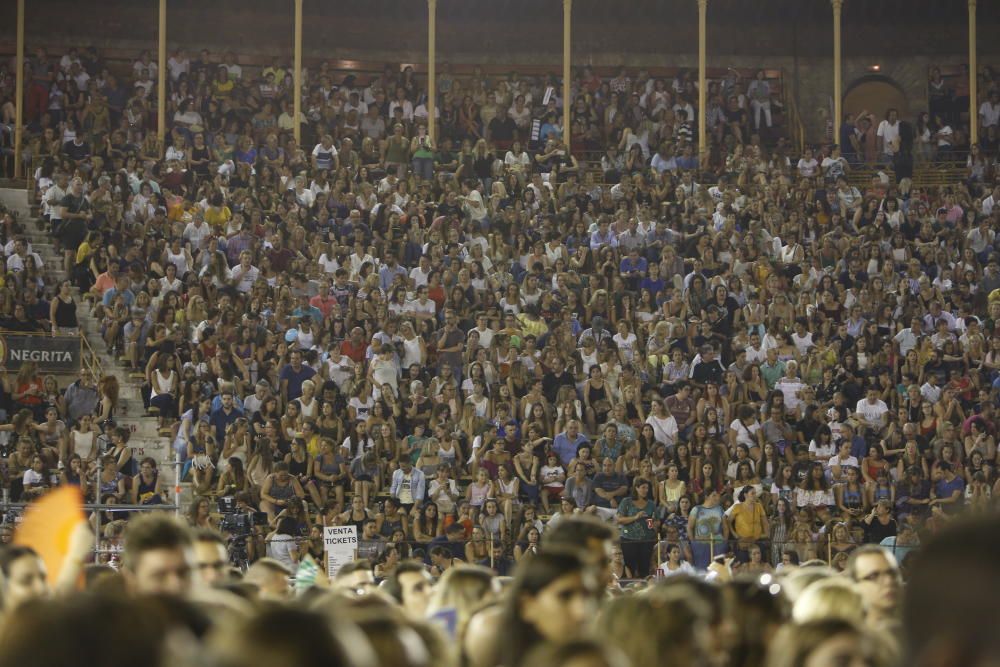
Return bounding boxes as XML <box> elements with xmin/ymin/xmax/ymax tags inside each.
<box><xmin>0</xmin><ymin>511</ymin><xmax>998</xmax><ymax>667</ymax></box>
<box><xmin>0</xmin><ymin>40</ymin><xmax>998</xmax><ymax>665</ymax></box>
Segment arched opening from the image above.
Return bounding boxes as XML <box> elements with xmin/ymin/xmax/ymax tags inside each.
<box><xmin>843</xmin><ymin>75</ymin><xmax>909</xmax><ymax>121</ymax></box>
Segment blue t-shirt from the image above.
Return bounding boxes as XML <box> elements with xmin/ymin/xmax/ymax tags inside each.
<box><xmin>641</xmin><ymin>276</ymin><xmax>666</xmax><ymax>299</ymax></box>
<box><xmin>934</xmin><ymin>475</ymin><xmax>966</xmax><ymax>512</ymax></box>
<box><xmin>279</xmin><ymin>363</ymin><xmax>316</xmax><ymax>402</ymax></box>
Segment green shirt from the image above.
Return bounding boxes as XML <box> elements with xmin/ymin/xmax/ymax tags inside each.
<box><xmin>618</xmin><ymin>497</ymin><xmax>657</xmax><ymax>541</ymax></box>
<box><xmin>760</xmin><ymin>359</ymin><xmax>786</xmax><ymax>390</ymax></box>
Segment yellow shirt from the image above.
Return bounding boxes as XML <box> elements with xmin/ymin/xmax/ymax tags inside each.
<box><xmin>517</xmin><ymin>314</ymin><xmax>549</xmax><ymax>339</ymax></box>
<box><xmin>305</xmin><ymin>433</ymin><xmax>321</xmax><ymax>459</ymax></box>
<box><xmin>75</xmin><ymin>241</ymin><xmax>92</xmax><ymax>266</ymax></box>
<box><xmin>204</xmin><ymin>205</ymin><xmax>232</xmax><ymax>228</ymax></box>
<box><xmin>731</xmin><ymin>500</ymin><xmax>765</xmax><ymax>541</ymax></box>
<box><xmin>213</xmin><ymin>79</ymin><xmax>234</xmax><ymax>98</ymax></box>
<box><xmin>263</xmin><ymin>66</ymin><xmax>286</xmax><ymax>82</ymax></box>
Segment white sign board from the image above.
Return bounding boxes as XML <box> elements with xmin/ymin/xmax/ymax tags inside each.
<box><xmin>542</xmin><ymin>85</ymin><xmax>554</xmax><ymax>106</ymax></box>
<box><xmin>324</xmin><ymin>525</ymin><xmax>358</xmax><ymax>578</ymax></box>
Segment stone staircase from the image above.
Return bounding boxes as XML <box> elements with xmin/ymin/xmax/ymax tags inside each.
<box><xmin>0</xmin><ymin>187</ymin><xmax>187</xmax><ymax>510</ymax></box>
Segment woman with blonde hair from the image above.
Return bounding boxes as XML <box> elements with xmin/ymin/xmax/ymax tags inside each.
<box><xmin>426</xmin><ymin>564</ymin><xmax>497</xmax><ymax>640</ymax></box>
<box><xmin>791</xmin><ymin>577</ymin><xmax>865</xmax><ymax>624</ymax></box>
<box><xmin>766</xmin><ymin>618</ymin><xmax>887</xmax><ymax>667</ymax></box>
<box><xmin>186</xmin><ymin>294</ymin><xmax>207</xmax><ymax>325</ymax></box>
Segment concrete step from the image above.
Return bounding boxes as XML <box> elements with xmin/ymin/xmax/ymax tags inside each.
<box><xmin>117</xmin><ymin>417</ymin><xmax>166</xmax><ymax>440</ymax></box>
<box><xmin>3</xmin><ymin>185</ymin><xmax>187</xmax><ymax>510</ymax></box>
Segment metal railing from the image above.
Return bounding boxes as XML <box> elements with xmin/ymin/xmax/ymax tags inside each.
<box><xmin>0</xmin><ymin>452</ymin><xmax>185</xmax><ymax>559</ymax></box>
<box><xmin>79</xmin><ymin>329</ymin><xmax>105</xmax><ymax>383</ymax></box>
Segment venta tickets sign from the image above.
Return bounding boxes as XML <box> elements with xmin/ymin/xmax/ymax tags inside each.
<box><xmin>0</xmin><ymin>333</ymin><xmax>80</xmax><ymax>372</ymax></box>
<box><xmin>324</xmin><ymin>525</ymin><xmax>358</xmax><ymax>578</ymax></box>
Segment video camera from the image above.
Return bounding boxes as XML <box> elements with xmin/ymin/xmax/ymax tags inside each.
<box><xmin>217</xmin><ymin>497</ymin><xmax>267</xmax><ymax>536</ymax></box>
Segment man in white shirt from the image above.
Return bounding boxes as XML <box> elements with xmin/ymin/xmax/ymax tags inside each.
<box><xmin>966</xmin><ymin>218</ymin><xmax>995</xmax><ymax>259</ymax></box>
<box><xmin>230</xmin><ymin>250</ymin><xmax>260</xmax><ymax>295</ymax></box>
<box><xmin>855</xmin><ymin>388</ymin><xmax>889</xmax><ymax>437</ymax></box>
<box><xmin>67</xmin><ymin>62</ymin><xmax>90</xmax><ymax>92</ymax></box>
<box><xmin>183</xmin><ymin>214</ymin><xmax>213</xmax><ymax>251</ymax></box>
<box><xmin>133</xmin><ymin>51</ymin><xmax>157</xmax><ymax>79</ymax></box>
<box><xmin>775</xmin><ymin>362</ymin><xmax>808</xmax><ymax>418</ymax></box>
<box><xmin>920</xmin><ymin>374</ymin><xmax>942</xmax><ymax>404</ymax></box>
<box><xmin>388</xmin><ymin>95</ymin><xmax>414</xmax><ymax>122</ymax></box>
<box><xmin>5</xmin><ymin>238</ymin><xmax>43</xmax><ymax>273</ymax></box>
<box><xmin>469</xmin><ymin>314</ymin><xmax>495</xmax><ymax>349</ymax></box>
<box><xmin>43</xmin><ymin>172</ymin><xmax>68</xmax><ymax>225</ymax></box>
<box><xmin>404</xmin><ymin>286</ymin><xmax>437</xmax><ymax>320</ymax></box>
<box><xmin>745</xmin><ymin>332</ymin><xmax>769</xmax><ymax>364</ymax></box>
<box><xmin>343</xmin><ymin>92</ymin><xmax>367</xmax><ymax>117</ymax></box>
<box><xmin>982</xmin><ymin>185</ymin><xmax>1000</xmax><ymax>217</ymax></box>
<box><xmin>360</xmin><ymin>106</ymin><xmax>387</xmax><ymax>141</ymax></box>
<box><xmin>790</xmin><ymin>320</ymin><xmax>815</xmax><ymax>357</ymax></box>
<box><xmin>167</xmin><ymin>50</ymin><xmax>190</xmax><ymax>81</ymax></box>
<box><xmin>979</xmin><ymin>90</ymin><xmax>1000</xmax><ymax>131</ymax></box>
<box><xmin>222</xmin><ymin>52</ymin><xmax>242</xmax><ymax>80</ymax></box>
<box><xmin>408</xmin><ymin>255</ymin><xmax>432</xmax><ymax>289</ymax></box>
<box><xmin>876</xmin><ymin>109</ymin><xmax>901</xmax><ymax>162</ymax></box>
<box><xmin>325</xmin><ymin>348</ymin><xmax>355</xmax><ymax>392</ymax></box>
<box><xmin>242</xmin><ymin>380</ymin><xmax>271</xmax><ymax>417</ymax></box>
<box><xmin>893</xmin><ymin>317</ymin><xmax>924</xmax><ymax>357</ymax></box>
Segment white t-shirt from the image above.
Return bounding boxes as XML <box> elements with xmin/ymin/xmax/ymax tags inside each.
<box><xmin>730</xmin><ymin>419</ymin><xmax>760</xmax><ymax>449</ymax></box>
<box><xmin>646</xmin><ymin>414</ymin><xmax>679</xmax><ymax>446</ymax></box>
<box><xmin>809</xmin><ymin>439</ymin><xmax>836</xmax><ymax>462</ymax></box>
<box><xmin>505</xmin><ymin>150</ymin><xmax>531</xmax><ymax>172</ymax></box>
<box><xmin>775</xmin><ymin>377</ymin><xmax>808</xmax><ymax>412</ymax></box>
<box><xmin>318</xmin><ymin>254</ymin><xmax>340</xmax><ymax>274</ymax></box>
<box><xmin>790</xmin><ymin>332</ymin><xmax>814</xmax><ymax>356</ymax></box>
<box><xmin>409</xmin><ymin>266</ymin><xmax>431</xmax><ymax>288</ymax></box>
<box><xmin>325</xmin><ymin>355</ymin><xmax>355</xmax><ymax>391</ymax></box>
<box><xmin>266</xmin><ymin>535</ymin><xmax>298</xmax><ymax>570</ymax></box>
<box><xmin>745</xmin><ymin>345</ymin><xmax>768</xmax><ymax>364</ymax></box>
<box><xmin>877</xmin><ymin>120</ymin><xmax>900</xmax><ymax>154</ymax></box>
<box><xmin>827</xmin><ymin>453</ymin><xmax>859</xmax><ymax>473</ymax></box>
<box><xmin>231</xmin><ymin>264</ymin><xmax>260</xmax><ymax>294</ymax></box>
<box><xmin>657</xmin><ymin>560</ymin><xmax>696</xmax><ymax>577</ymax></box>
<box><xmin>540</xmin><ymin>465</ymin><xmax>566</xmax><ymax>488</ymax></box>
<box><xmin>979</xmin><ymin>101</ymin><xmax>1000</xmax><ymax>128</ymax></box>
<box><xmin>508</xmin><ymin>105</ymin><xmax>531</xmax><ymax>128</ymax></box>
<box><xmin>404</xmin><ymin>298</ymin><xmax>436</xmax><ymax>318</ymax></box>
<box><xmin>612</xmin><ymin>332</ymin><xmax>638</xmax><ymax>363</ymax></box>
<box><xmin>797</xmin><ymin>158</ymin><xmax>819</xmax><ymax>178</ymax></box>
<box><xmin>855</xmin><ymin>399</ymin><xmax>889</xmax><ymax>427</ymax></box>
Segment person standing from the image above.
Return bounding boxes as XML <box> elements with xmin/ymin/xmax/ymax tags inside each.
<box><xmin>728</xmin><ymin>486</ymin><xmax>769</xmax><ymax>563</ymax></box>
<box><xmin>688</xmin><ymin>489</ymin><xmax>728</xmax><ymax>569</ymax></box>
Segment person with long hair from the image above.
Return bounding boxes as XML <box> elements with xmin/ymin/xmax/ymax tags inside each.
<box><xmin>600</xmin><ymin>587</ymin><xmax>712</xmax><ymax>667</ymax></box>
<box><xmin>766</xmin><ymin>618</ymin><xmax>884</xmax><ymax>667</ymax></box>
<box><xmin>12</xmin><ymin>361</ymin><xmax>45</xmax><ymax>422</ymax></box>
<box><xmin>95</xmin><ymin>375</ymin><xmax>119</xmax><ymax>433</ymax></box>
<box><xmin>616</xmin><ymin>476</ymin><xmax>658</xmax><ymax>577</ymax></box>
<box><xmin>493</xmin><ymin>549</ymin><xmax>599</xmax><ymax>667</ymax></box>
